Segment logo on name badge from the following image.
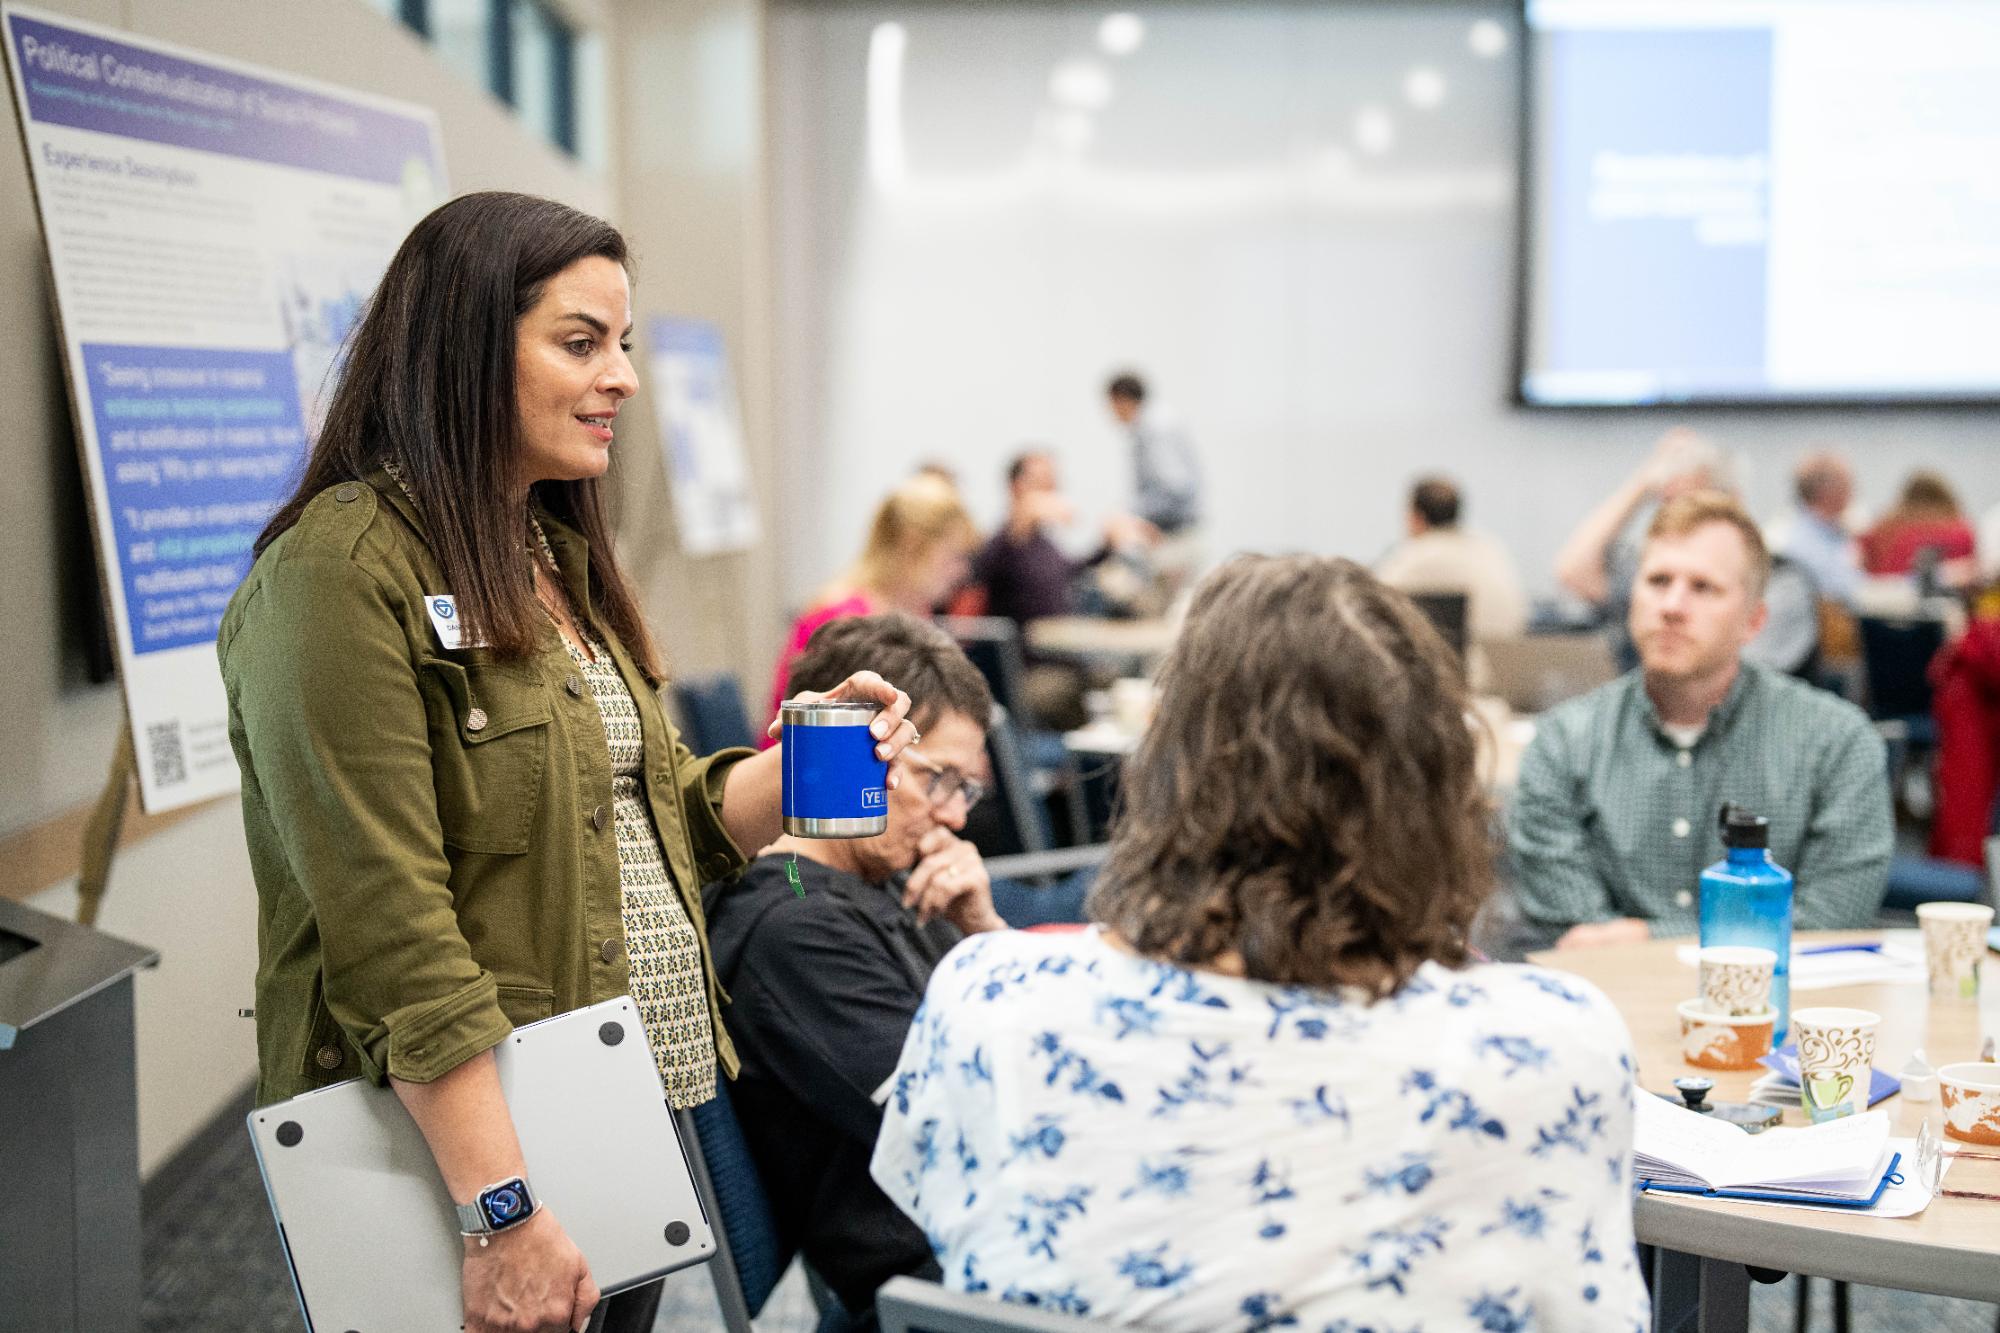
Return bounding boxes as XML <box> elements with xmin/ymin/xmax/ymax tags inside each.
<box><xmin>425</xmin><ymin>594</ymin><xmax>485</xmax><ymax>650</ymax></box>
<box><xmin>861</xmin><ymin>788</ymin><xmax>886</xmax><ymax>809</ymax></box>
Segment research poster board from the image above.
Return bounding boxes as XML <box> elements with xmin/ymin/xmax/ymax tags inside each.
<box><xmin>3</xmin><ymin>4</ymin><xmax>446</xmax><ymax>811</ymax></box>
<box><xmin>648</xmin><ymin>316</ymin><xmax>759</xmax><ymax>556</ymax></box>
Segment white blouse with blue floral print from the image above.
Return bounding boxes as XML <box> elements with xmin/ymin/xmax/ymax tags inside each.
<box><xmin>871</xmin><ymin>926</ymin><xmax>1650</xmax><ymax>1332</ymax></box>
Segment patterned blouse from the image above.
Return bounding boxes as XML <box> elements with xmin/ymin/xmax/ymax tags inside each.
<box><xmin>871</xmin><ymin>927</ymin><xmax>1650</xmax><ymax>1332</ymax></box>
<box><xmin>539</xmin><ymin>526</ymin><xmax>718</xmax><ymax>1111</ymax></box>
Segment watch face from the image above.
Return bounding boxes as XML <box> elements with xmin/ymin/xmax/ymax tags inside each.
<box><xmin>481</xmin><ymin>1179</ymin><xmax>532</xmax><ymax>1230</ymax></box>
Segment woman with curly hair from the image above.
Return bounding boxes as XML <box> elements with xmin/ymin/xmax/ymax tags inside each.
<box><xmin>871</xmin><ymin>554</ymin><xmax>1648</xmax><ymax>1332</ymax></box>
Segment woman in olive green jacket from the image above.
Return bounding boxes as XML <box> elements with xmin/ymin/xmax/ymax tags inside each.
<box><xmin>220</xmin><ymin>192</ymin><xmax>917</xmax><ymax>1333</ymax></box>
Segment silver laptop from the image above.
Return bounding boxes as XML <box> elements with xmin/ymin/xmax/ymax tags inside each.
<box><xmin>248</xmin><ymin>996</ymin><xmax>714</xmax><ymax>1331</ymax></box>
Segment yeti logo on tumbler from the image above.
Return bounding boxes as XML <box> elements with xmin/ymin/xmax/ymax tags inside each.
<box><xmin>780</xmin><ymin>700</ymin><xmax>891</xmax><ymax>837</ymax></box>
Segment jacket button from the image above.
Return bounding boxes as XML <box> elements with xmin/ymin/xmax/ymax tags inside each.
<box><xmin>315</xmin><ymin>1044</ymin><xmax>343</xmax><ymax>1069</ymax></box>
<box><xmin>591</xmin><ymin>804</ymin><xmax>608</xmax><ymax>832</ymax></box>
<box><xmin>599</xmin><ymin>937</ymin><xmax>622</xmax><ymax>963</ymax></box>
<box><xmin>334</xmin><ymin>483</ymin><xmax>360</xmax><ymax>503</ymax></box>
<box><xmin>465</xmin><ymin>707</ymin><xmax>488</xmax><ymax>733</ymax></box>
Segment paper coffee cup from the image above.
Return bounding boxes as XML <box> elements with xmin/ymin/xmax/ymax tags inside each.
<box><xmin>1676</xmin><ymin>998</ymin><xmax>1775</xmax><ymax>1071</ymax></box>
<box><xmin>1938</xmin><ymin>1062</ymin><xmax>2000</xmax><ymax>1146</ymax></box>
<box><xmin>1917</xmin><ymin>902</ymin><xmax>1995</xmax><ymax>1001</ymax></box>
<box><xmin>1792</xmin><ymin>1006</ymin><xmax>1880</xmax><ymax>1122</ymax></box>
<box><xmin>1697</xmin><ymin>945</ymin><xmax>1776</xmax><ymax>1016</ymax></box>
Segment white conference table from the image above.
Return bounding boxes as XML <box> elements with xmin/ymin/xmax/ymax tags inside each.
<box><xmin>1535</xmin><ymin>933</ymin><xmax>2000</xmax><ymax>1331</ymax></box>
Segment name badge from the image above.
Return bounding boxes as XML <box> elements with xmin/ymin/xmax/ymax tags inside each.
<box><xmin>424</xmin><ymin>594</ymin><xmax>487</xmax><ymax>650</ymax></box>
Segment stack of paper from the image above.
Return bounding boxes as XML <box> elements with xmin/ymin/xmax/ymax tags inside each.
<box><xmin>1633</xmin><ymin>1091</ymin><xmax>1894</xmax><ymax>1203</ymax></box>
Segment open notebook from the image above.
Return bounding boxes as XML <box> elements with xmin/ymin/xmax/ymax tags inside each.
<box><xmin>1633</xmin><ymin>1091</ymin><xmax>1897</xmax><ymax>1207</ymax></box>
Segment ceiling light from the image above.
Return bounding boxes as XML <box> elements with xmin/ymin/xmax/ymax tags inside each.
<box><xmin>1469</xmin><ymin>19</ymin><xmax>1509</xmax><ymax>59</ymax></box>
<box><xmin>1098</xmin><ymin>12</ymin><xmax>1144</xmax><ymax>57</ymax></box>
<box><xmin>1404</xmin><ymin>66</ymin><xmax>1446</xmax><ymax>109</ymax></box>
<box><xmin>1050</xmin><ymin>58</ymin><xmax>1114</xmax><ymax>111</ymax></box>
<box><xmin>1355</xmin><ymin>105</ymin><xmax>1393</xmax><ymax>156</ymax></box>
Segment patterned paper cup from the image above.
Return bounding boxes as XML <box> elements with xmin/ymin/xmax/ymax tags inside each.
<box><xmin>1677</xmin><ymin>998</ymin><xmax>1776</xmax><ymax>1071</ymax></box>
<box><xmin>1940</xmin><ymin>1063</ymin><xmax>2000</xmax><ymax>1145</ymax></box>
<box><xmin>1698</xmin><ymin>945</ymin><xmax>1777</xmax><ymax>1016</ymax></box>
<box><xmin>1792</xmin><ymin>1006</ymin><xmax>1880</xmax><ymax>1122</ymax></box>
<box><xmin>1917</xmin><ymin>902</ymin><xmax>1995</xmax><ymax>1001</ymax></box>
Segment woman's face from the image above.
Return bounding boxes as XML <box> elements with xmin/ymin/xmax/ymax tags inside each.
<box><xmin>847</xmin><ymin>708</ymin><xmax>987</xmax><ymax>881</ymax></box>
<box><xmin>514</xmin><ymin>256</ymin><xmax>637</xmax><ymax>489</ymax></box>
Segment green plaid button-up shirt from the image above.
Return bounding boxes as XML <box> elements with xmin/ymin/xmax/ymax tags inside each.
<box><xmin>1507</xmin><ymin>662</ymin><xmax>1892</xmax><ymax>936</ymax></box>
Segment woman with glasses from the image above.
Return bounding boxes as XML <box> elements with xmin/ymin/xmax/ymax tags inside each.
<box><xmin>703</xmin><ymin>612</ymin><xmax>1004</xmax><ymax>1322</ymax></box>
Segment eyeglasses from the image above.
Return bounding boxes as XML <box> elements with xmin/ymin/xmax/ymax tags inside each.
<box><xmin>900</xmin><ymin>747</ymin><xmax>987</xmax><ymax>812</ymax></box>
<box><xmin>1913</xmin><ymin>1121</ymin><xmax>2000</xmax><ymax>1203</ymax></box>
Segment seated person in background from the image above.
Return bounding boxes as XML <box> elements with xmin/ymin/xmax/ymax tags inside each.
<box><xmin>1375</xmin><ymin>474</ymin><xmax>1529</xmax><ymax>642</ymax></box>
<box><xmin>873</xmin><ymin>555</ymin><xmax>1650</xmax><ymax>1332</ymax></box>
<box><xmin>1554</xmin><ymin>428</ymin><xmax>1727</xmax><ymax>669</ymax></box>
<box><xmin>971</xmin><ymin>449</ymin><xmax>1156</xmax><ymax>729</ymax></box>
<box><xmin>708</xmin><ymin>613</ymin><xmax>1005</xmax><ymax>1318</ymax></box>
<box><xmin>1929</xmin><ymin>614</ymin><xmax>2000</xmax><ymax>867</ymax></box>
<box><xmin>1556</xmin><ymin>429</ymin><xmax>1819</xmax><ymax>676</ymax></box>
<box><xmin>1861</xmin><ymin>470</ymin><xmax>1978</xmax><ymax>587</ymax></box>
<box><xmin>1511</xmin><ymin>493</ymin><xmax>1891</xmax><ymax>950</ymax></box>
<box><xmin>765</xmin><ymin>474</ymin><xmax>977</xmax><ymax>739</ymax></box>
<box><xmin>1776</xmin><ymin>450</ymin><xmax>1862</xmax><ymax>608</ymax></box>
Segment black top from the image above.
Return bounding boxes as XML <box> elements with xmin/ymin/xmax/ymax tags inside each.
<box><xmin>702</xmin><ymin>854</ymin><xmax>963</xmax><ymax>1312</ymax></box>
<box><xmin>970</xmin><ymin>528</ymin><xmax>1109</xmax><ymax>626</ymax></box>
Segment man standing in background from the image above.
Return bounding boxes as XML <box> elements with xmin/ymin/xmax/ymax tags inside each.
<box><xmin>1105</xmin><ymin>371</ymin><xmax>1201</xmax><ymax>537</ymax></box>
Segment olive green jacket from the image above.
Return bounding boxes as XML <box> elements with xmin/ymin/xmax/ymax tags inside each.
<box><xmin>219</xmin><ymin>470</ymin><xmax>752</xmax><ymax>1106</ymax></box>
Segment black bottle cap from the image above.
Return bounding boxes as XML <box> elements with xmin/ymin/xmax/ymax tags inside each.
<box><xmin>1717</xmin><ymin>803</ymin><xmax>1769</xmax><ymax>849</ymax></box>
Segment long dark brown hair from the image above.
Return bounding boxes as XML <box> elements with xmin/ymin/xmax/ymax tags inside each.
<box><xmin>1090</xmin><ymin>554</ymin><xmax>1494</xmax><ymax>995</ymax></box>
<box><xmin>257</xmin><ymin>191</ymin><xmax>663</xmax><ymax>678</ymax></box>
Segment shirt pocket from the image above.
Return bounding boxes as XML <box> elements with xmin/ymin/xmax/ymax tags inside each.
<box><xmin>421</xmin><ymin>657</ymin><xmax>553</xmax><ymax>854</ymax></box>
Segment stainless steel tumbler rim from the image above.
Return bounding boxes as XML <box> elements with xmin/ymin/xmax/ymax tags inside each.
<box><xmin>780</xmin><ymin>700</ymin><xmax>879</xmax><ymax>727</ymax></box>
<box><xmin>784</xmin><ymin>815</ymin><xmax>888</xmax><ymax>838</ymax></box>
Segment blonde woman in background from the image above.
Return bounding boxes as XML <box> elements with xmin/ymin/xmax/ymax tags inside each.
<box><xmin>765</xmin><ymin>474</ymin><xmax>978</xmax><ymax>737</ymax></box>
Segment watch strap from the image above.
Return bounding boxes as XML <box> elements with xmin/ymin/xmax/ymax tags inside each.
<box><xmin>454</xmin><ymin>1198</ymin><xmax>489</xmax><ymax>1234</ymax></box>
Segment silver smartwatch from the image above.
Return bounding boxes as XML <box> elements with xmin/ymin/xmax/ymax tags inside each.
<box><xmin>455</xmin><ymin>1176</ymin><xmax>538</xmax><ymax>1237</ymax></box>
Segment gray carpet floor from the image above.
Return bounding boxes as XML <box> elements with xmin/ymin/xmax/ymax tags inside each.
<box><xmin>142</xmin><ymin>1089</ymin><xmax>1996</xmax><ymax>1332</ymax></box>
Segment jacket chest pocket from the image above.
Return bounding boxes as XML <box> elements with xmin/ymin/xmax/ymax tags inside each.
<box><xmin>422</xmin><ymin>657</ymin><xmax>552</xmax><ymax>854</ymax></box>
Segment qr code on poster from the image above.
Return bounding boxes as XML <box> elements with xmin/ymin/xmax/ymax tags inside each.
<box><xmin>147</xmin><ymin>720</ymin><xmax>187</xmax><ymax>790</ymax></box>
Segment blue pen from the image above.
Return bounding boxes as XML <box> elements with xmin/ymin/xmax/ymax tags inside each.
<box><xmin>1795</xmin><ymin>942</ymin><xmax>1883</xmax><ymax>957</ymax></box>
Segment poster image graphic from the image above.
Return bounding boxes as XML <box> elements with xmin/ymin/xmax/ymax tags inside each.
<box><xmin>3</xmin><ymin>4</ymin><xmax>446</xmax><ymax>810</ymax></box>
<box><xmin>648</xmin><ymin>316</ymin><xmax>760</xmax><ymax>557</ymax></box>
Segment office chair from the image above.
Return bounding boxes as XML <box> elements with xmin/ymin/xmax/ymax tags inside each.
<box><xmin>679</xmin><ymin>1082</ymin><xmax>852</xmax><ymax>1333</ymax></box>
<box><xmin>671</xmin><ymin>673</ymin><xmax>760</xmax><ymax>754</ymax></box>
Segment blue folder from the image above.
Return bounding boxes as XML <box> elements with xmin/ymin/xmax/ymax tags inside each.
<box><xmin>1639</xmin><ymin>1152</ymin><xmax>1902</xmax><ymax>1210</ymax></box>
<box><xmin>1756</xmin><ymin>1045</ymin><xmax>1901</xmax><ymax>1108</ymax></box>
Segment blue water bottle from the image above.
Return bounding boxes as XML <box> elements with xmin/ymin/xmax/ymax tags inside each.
<box><xmin>1699</xmin><ymin>804</ymin><xmax>1795</xmax><ymax>1043</ymax></box>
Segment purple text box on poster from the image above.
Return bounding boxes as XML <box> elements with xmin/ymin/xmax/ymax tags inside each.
<box><xmin>82</xmin><ymin>343</ymin><xmax>306</xmax><ymax>654</ymax></box>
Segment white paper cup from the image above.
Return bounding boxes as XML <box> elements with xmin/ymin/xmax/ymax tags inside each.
<box><xmin>1792</xmin><ymin>1006</ymin><xmax>1880</xmax><ymax>1122</ymax></box>
<box><xmin>1917</xmin><ymin>902</ymin><xmax>1995</xmax><ymax>1001</ymax></box>
<box><xmin>1697</xmin><ymin>945</ymin><xmax>1776</xmax><ymax>1016</ymax></box>
<box><xmin>1938</xmin><ymin>1062</ymin><xmax>2000</xmax><ymax>1145</ymax></box>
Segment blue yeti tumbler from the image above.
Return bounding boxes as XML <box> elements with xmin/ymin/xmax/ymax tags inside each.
<box><xmin>780</xmin><ymin>700</ymin><xmax>889</xmax><ymax>838</ymax></box>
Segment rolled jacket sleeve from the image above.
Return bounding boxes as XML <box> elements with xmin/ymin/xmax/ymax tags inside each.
<box><xmin>225</xmin><ymin>554</ymin><xmax>508</xmax><ymax>1085</ymax></box>
<box><xmin>678</xmin><ymin>741</ymin><xmax>756</xmax><ymax>883</ymax></box>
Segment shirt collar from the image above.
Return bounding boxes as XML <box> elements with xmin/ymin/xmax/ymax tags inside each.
<box><xmin>1635</xmin><ymin>661</ymin><xmax>1758</xmax><ymax>745</ymax></box>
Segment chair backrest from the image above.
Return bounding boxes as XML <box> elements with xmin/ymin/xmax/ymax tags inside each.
<box><xmin>1857</xmin><ymin>615</ymin><xmax>1946</xmax><ymax>721</ymax></box>
<box><xmin>682</xmin><ymin>1080</ymin><xmax>793</xmax><ymax>1326</ymax></box>
<box><xmin>875</xmin><ymin>1277</ymin><xmax>1100</xmax><ymax>1333</ymax></box>
<box><xmin>1407</xmin><ymin>590</ymin><xmax>1469</xmax><ymax>664</ymax></box>
<box><xmin>983</xmin><ymin>704</ymin><xmax>1054</xmax><ymax>856</ymax></box>
<box><xmin>672</xmin><ymin>673</ymin><xmax>760</xmax><ymax>754</ymax></box>
<box><xmin>942</xmin><ymin>617</ymin><xmax>1032</xmax><ymax>720</ymax></box>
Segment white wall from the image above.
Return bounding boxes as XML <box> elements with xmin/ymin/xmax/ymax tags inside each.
<box><xmin>769</xmin><ymin>1</ymin><xmax>2000</xmax><ymax>610</ymax></box>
